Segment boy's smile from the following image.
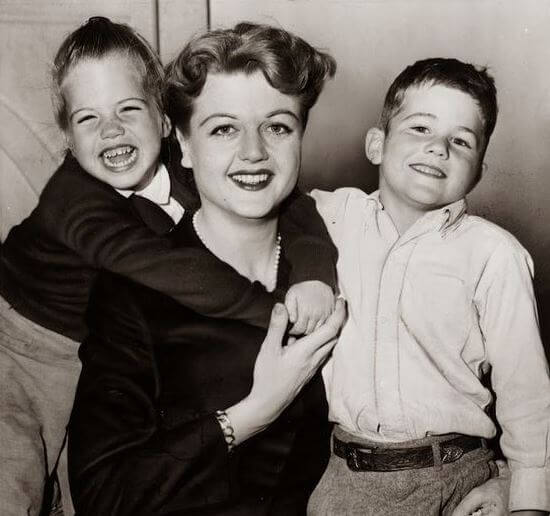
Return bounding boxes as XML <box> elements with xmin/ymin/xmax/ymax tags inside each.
<box><xmin>62</xmin><ymin>52</ymin><xmax>170</xmax><ymax>191</ymax></box>
<box><xmin>367</xmin><ymin>84</ymin><xmax>486</xmax><ymax>230</ymax></box>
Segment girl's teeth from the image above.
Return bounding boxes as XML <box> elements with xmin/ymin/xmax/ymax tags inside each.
<box><xmin>232</xmin><ymin>174</ymin><xmax>269</xmax><ymax>184</ymax></box>
<box><xmin>102</xmin><ymin>147</ymin><xmax>137</xmax><ymax>168</ymax></box>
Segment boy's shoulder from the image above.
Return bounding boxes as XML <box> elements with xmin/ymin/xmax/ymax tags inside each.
<box><xmin>310</xmin><ymin>187</ymin><xmax>378</xmax><ymax>218</ymax></box>
<box><xmin>459</xmin><ymin>212</ymin><xmax>532</xmax><ymax>261</ymax></box>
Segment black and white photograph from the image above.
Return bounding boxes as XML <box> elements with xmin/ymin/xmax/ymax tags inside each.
<box><xmin>1</xmin><ymin>1</ymin><xmax>549</xmax><ymax>515</ymax></box>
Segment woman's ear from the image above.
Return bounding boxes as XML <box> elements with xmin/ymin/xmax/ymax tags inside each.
<box><xmin>175</xmin><ymin>127</ymin><xmax>193</xmax><ymax>169</ymax></box>
<box><xmin>161</xmin><ymin>114</ymin><xmax>172</xmax><ymax>139</ymax></box>
<box><xmin>365</xmin><ymin>127</ymin><xmax>385</xmax><ymax>165</ymax></box>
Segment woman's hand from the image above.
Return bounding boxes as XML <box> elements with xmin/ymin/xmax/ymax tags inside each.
<box><xmin>226</xmin><ymin>299</ymin><xmax>346</xmax><ymax>446</ymax></box>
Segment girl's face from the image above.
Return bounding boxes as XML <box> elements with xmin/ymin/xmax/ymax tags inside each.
<box><xmin>177</xmin><ymin>71</ymin><xmax>304</xmax><ymax>222</ymax></box>
<box><xmin>62</xmin><ymin>52</ymin><xmax>170</xmax><ymax>191</ymax></box>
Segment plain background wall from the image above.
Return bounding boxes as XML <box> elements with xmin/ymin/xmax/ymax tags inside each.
<box><xmin>1</xmin><ymin>0</ymin><xmax>549</xmax><ymax>345</ymax></box>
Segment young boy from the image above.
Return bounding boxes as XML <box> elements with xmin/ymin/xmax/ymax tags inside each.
<box><xmin>309</xmin><ymin>58</ymin><xmax>550</xmax><ymax>515</ymax></box>
<box><xmin>0</xmin><ymin>17</ymin><xmax>336</xmax><ymax>516</ymax></box>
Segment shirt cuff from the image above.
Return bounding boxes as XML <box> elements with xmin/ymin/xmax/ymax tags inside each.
<box><xmin>509</xmin><ymin>467</ymin><xmax>550</xmax><ymax>511</ymax></box>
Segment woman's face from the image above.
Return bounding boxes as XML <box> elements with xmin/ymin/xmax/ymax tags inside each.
<box><xmin>176</xmin><ymin>71</ymin><xmax>303</xmax><ymax>221</ymax></box>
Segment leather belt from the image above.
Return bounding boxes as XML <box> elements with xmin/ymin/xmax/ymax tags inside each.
<box><xmin>333</xmin><ymin>434</ymin><xmax>485</xmax><ymax>472</ymax></box>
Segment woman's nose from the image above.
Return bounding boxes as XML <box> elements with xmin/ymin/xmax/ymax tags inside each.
<box><xmin>426</xmin><ymin>136</ymin><xmax>449</xmax><ymax>158</ymax></box>
<box><xmin>238</xmin><ymin>131</ymin><xmax>268</xmax><ymax>162</ymax></box>
<box><xmin>100</xmin><ymin>117</ymin><xmax>125</xmax><ymax>139</ymax></box>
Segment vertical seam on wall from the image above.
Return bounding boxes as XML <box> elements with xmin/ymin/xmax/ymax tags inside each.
<box><xmin>154</xmin><ymin>0</ymin><xmax>161</xmax><ymax>56</ymax></box>
<box><xmin>206</xmin><ymin>0</ymin><xmax>211</xmax><ymax>30</ymax></box>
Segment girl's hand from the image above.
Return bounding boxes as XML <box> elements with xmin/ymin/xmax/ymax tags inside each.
<box><xmin>285</xmin><ymin>280</ymin><xmax>336</xmax><ymax>335</ymax></box>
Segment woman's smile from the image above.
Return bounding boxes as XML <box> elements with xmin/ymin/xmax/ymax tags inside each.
<box><xmin>228</xmin><ymin>169</ymin><xmax>274</xmax><ymax>191</ymax></box>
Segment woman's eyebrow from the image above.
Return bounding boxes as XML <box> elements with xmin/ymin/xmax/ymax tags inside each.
<box><xmin>199</xmin><ymin>113</ymin><xmax>237</xmax><ymax>127</ymax></box>
<box><xmin>266</xmin><ymin>109</ymin><xmax>300</xmax><ymax>121</ymax></box>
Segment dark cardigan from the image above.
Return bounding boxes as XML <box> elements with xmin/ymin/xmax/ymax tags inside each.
<box><xmin>69</xmin><ymin>213</ymin><xmax>331</xmax><ymax>515</ymax></box>
<box><xmin>0</xmin><ymin>142</ymin><xmax>337</xmax><ymax>341</ymax></box>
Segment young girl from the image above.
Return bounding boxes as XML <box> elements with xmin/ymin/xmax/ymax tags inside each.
<box><xmin>0</xmin><ymin>17</ymin><xmax>336</xmax><ymax>515</ymax></box>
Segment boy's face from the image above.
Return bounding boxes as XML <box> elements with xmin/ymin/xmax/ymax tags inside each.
<box><xmin>62</xmin><ymin>52</ymin><xmax>170</xmax><ymax>191</ymax></box>
<box><xmin>367</xmin><ymin>84</ymin><xmax>486</xmax><ymax>216</ymax></box>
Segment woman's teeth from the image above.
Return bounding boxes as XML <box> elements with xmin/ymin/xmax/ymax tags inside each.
<box><xmin>231</xmin><ymin>173</ymin><xmax>270</xmax><ymax>185</ymax></box>
<box><xmin>102</xmin><ymin>146</ymin><xmax>137</xmax><ymax>169</ymax></box>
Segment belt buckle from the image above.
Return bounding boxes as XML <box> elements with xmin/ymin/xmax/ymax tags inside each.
<box><xmin>345</xmin><ymin>443</ymin><xmax>370</xmax><ymax>471</ymax></box>
<box><xmin>441</xmin><ymin>444</ymin><xmax>464</xmax><ymax>464</ymax></box>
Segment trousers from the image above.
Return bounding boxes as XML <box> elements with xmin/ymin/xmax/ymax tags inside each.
<box><xmin>0</xmin><ymin>296</ymin><xmax>80</xmax><ymax>516</ymax></box>
<box><xmin>308</xmin><ymin>425</ymin><xmax>497</xmax><ymax>516</ymax></box>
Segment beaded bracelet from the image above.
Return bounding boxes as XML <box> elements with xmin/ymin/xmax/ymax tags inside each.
<box><xmin>215</xmin><ymin>409</ymin><xmax>236</xmax><ymax>452</ymax></box>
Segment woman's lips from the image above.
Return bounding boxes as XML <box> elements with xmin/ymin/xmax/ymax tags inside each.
<box><xmin>229</xmin><ymin>170</ymin><xmax>274</xmax><ymax>190</ymax></box>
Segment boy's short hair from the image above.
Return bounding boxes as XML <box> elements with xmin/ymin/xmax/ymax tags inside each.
<box><xmin>380</xmin><ymin>58</ymin><xmax>498</xmax><ymax>146</ymax></box>
<box><xmin>164</xmin><ymin>22</ymin><xmax>336</xmax><ymax>134</ymax></box>
<box><xmin>52</xmin><ymin>16</ymin><xmax>164</xmax><ymax>131</ymax></box>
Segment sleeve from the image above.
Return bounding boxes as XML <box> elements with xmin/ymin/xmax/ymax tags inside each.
<box><xmin>40</xmin><ymin>155</ymin><xmax>278</xmax><ymax>328</ymax></box>
<box><xmin>69</xmin><ymin>276</ymin><xmax>235</xmax><ymax>515</ymax></box>
<box><xmin>475</xmin><ymin>240</ymin><xmax>550</xmax><ymax>512</ymax></box>
<box><xmin>278</xmin><ymin>188</ymin><xmax>338</xmax><ymax>291</ymax></box>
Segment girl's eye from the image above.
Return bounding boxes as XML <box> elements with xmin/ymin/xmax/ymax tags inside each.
<box><xmin>267</xmin><ymin>124</ymin><xmax>291</xmax><ymax>136</ymax></box>
<box><xmin>121</xmin><ymin>105</ymin><xmax>141</xmax><ymax>113</ymax></box>
<box><xmin>211</xmin><ymin>125</ymin><xmax>236</xmax><ymax>137</ymax></box>
<box><xmin>76</xmin><ymin>114</ymin><xmax>96</xmax><ymax>124</ymax></box>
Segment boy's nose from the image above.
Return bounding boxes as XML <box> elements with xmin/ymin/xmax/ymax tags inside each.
<box><xmin>426</xmin><ymin>137</ymin><xmax>449</xmax><ymax>158</ymax></box>
<box><xmin>238</xmin><ymin>131</ymin><xmax>268</xmax><ymax>162</ymax></box>
<box><xmin>100</xmin><ymin>118</ymin><xmax>125</xmax><ymax>139</ymax></box>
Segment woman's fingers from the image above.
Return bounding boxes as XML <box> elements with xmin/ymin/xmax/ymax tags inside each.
<box><xmin>263</xmin><ymin>303</ymin><xmax>289</xmax><ymax>353</ymax></box>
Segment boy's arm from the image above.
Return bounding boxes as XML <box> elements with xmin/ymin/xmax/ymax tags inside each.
<box><xmin>476</xmin><ymin>240</ymin><xmax>550</xmax><ymax>513</ymax></box>
<box><xmin>40</xmin><ymin>154</ymin><xmax>278</xmax><ymax>328</ymax></box>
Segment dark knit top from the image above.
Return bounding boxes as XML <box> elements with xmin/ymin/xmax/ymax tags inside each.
<box><xmin>0</xmin><ymin>146</ymin><xmax>337</xmax><ymax>341</ymax></box>
<box><xmin>69</xmin><ymin>212</ymin><xmax>331</xmax><ymax>515</ymax></box>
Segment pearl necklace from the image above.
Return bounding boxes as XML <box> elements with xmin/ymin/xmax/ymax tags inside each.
<box><xmin>192</xmin><ymin>211</ymin><xmax>281</xmax><ymax>292</ymax></box>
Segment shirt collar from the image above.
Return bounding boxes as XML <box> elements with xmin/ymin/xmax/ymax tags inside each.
<box><xmin>372</xmin><ymin>189</ymin><xmax>467</xmax><ymax>234</ymax></box>
<box><xmin>116</xmin><ymin>163</ymin><xmax>171</xmax><ymax>204</ymax></box>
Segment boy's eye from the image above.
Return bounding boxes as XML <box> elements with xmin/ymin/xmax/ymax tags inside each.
<box><xmin>266</xmin><ymin>123</ymin><xmax>292</xmax><ymax>136</ymax></box>
<box><xmin>211</xmin><ymin>125</ymin><xmax>236</xmax><ymax>137</ymax></box>
<box><xmin>452</xmin><ymin>137</ymin><xmax>472</xmax><ymax>149</ymax></box>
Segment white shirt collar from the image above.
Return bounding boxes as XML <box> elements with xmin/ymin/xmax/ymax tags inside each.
<box><xmin>116</xmin><ymin>163</ymin><xmax>171</xmax><ymax>205</ymax></box>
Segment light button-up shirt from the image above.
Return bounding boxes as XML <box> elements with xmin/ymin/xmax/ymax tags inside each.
<box><xmin>312</xmin><ymin>187</ymin><xmax>550</xmax><ymax>511</ymax></box>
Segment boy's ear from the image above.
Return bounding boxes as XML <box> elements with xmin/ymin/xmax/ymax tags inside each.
<box><xmin>161</xmin><ymin>114</ymin><xmax>172</xmax><ymax>139</ymax></box>
<box><xmin>365</xmin><ymin>127</ymin><xmax>385</xmax><ymax>165</ymax></box>
<box><xmin>175</xmin><ymin>127</ymin><xmax>193</xmax><ymax>169</ymax></box>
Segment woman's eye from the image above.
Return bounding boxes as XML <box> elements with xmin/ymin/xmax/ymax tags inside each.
<box><xmin>411</xmin><ymin>126</ymin><xmax>429</xmax><ymax>134</ymax></box>
<box><xmin>267</xmin><ymin>124</ymin><xmax>291</xmax><ymax>136</ymax></box>
<box><xmin>211</xmin><ymin>125</ymin><xmax>236</xmax><ymax>137</ymax></box>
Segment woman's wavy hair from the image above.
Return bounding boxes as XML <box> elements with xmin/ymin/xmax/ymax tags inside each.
<box><xmin>51</xmin><ymin>16</ymin><xmax>164</xmax><ymax>131</ymax></box>
<box><xmin>165</xmin><ymin>22</ymin><xmax>336</xmax><ymax>134</ymax></box>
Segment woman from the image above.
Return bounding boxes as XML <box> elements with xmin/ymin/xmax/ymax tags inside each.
<box><xmin>68</xmin><ymin>22</ymin><xmax>344</xmax><ymax>515</ymax></box>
